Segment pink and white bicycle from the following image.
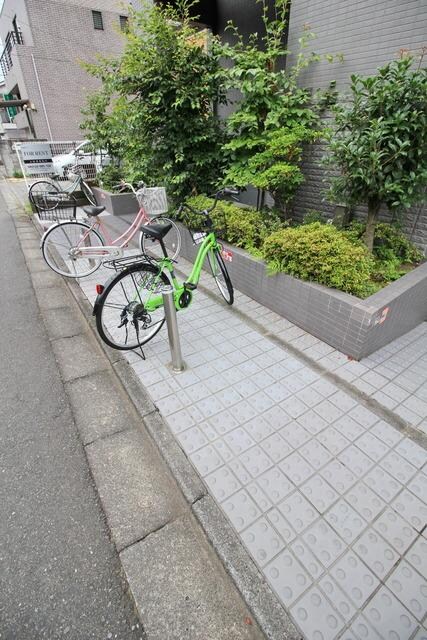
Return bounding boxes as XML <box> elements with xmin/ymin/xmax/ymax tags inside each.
<box><xmin>40</xmin><ymin>181</ymin><xmax>181</xmax><ymax>278</ymax></box>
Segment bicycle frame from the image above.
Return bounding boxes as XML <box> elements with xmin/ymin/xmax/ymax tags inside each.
<box><xmin>142</xmin><ymin>231</ymin><xmax>218</xmax><ymax>313</ymax></box>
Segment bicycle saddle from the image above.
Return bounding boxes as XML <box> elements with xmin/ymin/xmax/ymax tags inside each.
<box><xmin>84</xmin><ymin>205</ymin><xmax>105</xmax><ymax>217</ymax></box>
<box><xmin>140</xmin><ymin>223</ymin><xmax>172</xmax><ymax>240</ymax></box>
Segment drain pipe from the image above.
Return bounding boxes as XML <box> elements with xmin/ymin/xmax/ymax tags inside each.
<box><xmin>31</xmin><ymin>53</ymin><xmax>53</xmax><ymax>140</ymax></box>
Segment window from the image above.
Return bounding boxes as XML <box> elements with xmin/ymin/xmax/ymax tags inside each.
<box><xmin>119</xmin><ymin>15</ymin><xmax>129</xmax><ymax>32</ymax></box>
<box><xmin>92</xmin><ymin>10</ymin><xmax>104</xmax><ymax>30</ymax></box>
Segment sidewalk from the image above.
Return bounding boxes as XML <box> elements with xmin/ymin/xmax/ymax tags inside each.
<box><xmin>77</xmin><ymin>214</ymin><xmax>427</xmax><ymax>640</ymax></box>
<box><xmin>5</xmin><ymin>180</ymin><xmax>427</xmax><ymax>640</ymax></box>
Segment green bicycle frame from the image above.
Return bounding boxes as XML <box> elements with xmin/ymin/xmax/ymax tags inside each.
<box><xmin>143</xmin><ymin>231</ymin><xmax>219</xmax><ymax>313</ymax></box>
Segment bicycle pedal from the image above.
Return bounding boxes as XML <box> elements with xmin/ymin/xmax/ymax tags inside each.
<box><xmin>184</xmin><ymin>282</ymin><xmax>197</xmax><ymax>290</ymax></box>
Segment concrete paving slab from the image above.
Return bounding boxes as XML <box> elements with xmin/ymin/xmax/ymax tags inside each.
<box><xmin>120</xmin><ymin>513</ymin><xmax>265</xmax><ymax>640</ymax></box>
<box><xmin>42</xmin><ymin>306</ymin><xmax>86</xmax><ymax>340</ymax></box>
<box><xmin>66</xmin><ymin>370</ymin><xmax>138</xmax><ymax>444</ymax></box>
<box><xmin>34</xmin><ymin>285</ymin><xmax>72</xmax><ymax>310</ymax></box>
<box><xmin>52</xmin><ymin>333</ymin><xmax>108</xmax><ymax>382</ymax></box>
<box><xmin>86</xmin><ymin>429</ymin><xmax>187</xmax><ymax>551</ymax></box>
<box><xmin>30</xmin><ymin>269</ymin><xmax>61</xmax><ymax>288</ymax></box>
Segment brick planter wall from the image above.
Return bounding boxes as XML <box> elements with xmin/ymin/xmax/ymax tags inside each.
<box><xmin>177</xmin><ymin>224</ymin><xmax>427</xmax><ymax>360</ymax></box>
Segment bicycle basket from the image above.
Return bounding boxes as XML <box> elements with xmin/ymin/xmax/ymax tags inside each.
<box><xmin>136</xmin><ymin>187</ymin><xmax>168</xmax><ymax>216</ymax></box>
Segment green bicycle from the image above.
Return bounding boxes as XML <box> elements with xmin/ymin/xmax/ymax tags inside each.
<box><xmin>93</xmin><ymin>189</ymin><xmax>236</xmax><ymax>350</ymax></box>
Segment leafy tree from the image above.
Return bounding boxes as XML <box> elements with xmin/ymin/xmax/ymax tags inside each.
<box><xmin>326</xmin><ymin>54</ymin><xmax>427</xmax><ymax>251</ymax></box>
<box><xmin>219</xmin><ymin>1</ymin><xmax>339</xmax><ymax>212</ymax></box>
<box><xmin>81</xmin><ymin>0</ymin><xmax>227</xmax><ymax>201</ymax></box>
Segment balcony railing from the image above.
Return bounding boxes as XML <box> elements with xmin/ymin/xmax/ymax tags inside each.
<box><xmin>0</xmin><ymin>29</ymin><xmax>24</xmax><ymax>77</ymax></box>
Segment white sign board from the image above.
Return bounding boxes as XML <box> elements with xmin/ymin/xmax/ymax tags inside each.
<box><xmin>20</xmin><ymin>142</ymin><xmax>53</xmax><ymax>175</ymax></box>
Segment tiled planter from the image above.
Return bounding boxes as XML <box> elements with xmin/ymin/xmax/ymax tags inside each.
<box><xmin>177</xmin><ymin>223</ymin><xmax>427</xmax><ymax>360</ymax></box>
<box><xmin>92</xmin><ymin>187</ymin><xmax>137</xmax><ymax>216</ymax></box>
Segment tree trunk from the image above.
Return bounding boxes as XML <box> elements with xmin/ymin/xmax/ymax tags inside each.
<box><xmin>364</xmin><ymin>199</ymin><xmax>381</xmax><ymax>252</ymax></box>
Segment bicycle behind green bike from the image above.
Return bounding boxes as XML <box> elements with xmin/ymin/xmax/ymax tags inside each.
<box><xmin>93</xmin><ymin>189</ymin><xmax>237</xmax><ymax>350</ymax></box>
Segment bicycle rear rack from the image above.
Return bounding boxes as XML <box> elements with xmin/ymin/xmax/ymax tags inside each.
<box><xmin>102</xmin><ymin>252</ymin><xmax>158</xmax><ymax>273</ymax></box>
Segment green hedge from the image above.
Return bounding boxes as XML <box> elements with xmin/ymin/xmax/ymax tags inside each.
<box><xmin>177</xmin><ymin>195</ymin><xmax>282</xmax><ymax>251</ymax></box>
<box><xmin>262</xmin><ymin>223</ymin><xmax>375</xmax><ymax>297</ymax></box>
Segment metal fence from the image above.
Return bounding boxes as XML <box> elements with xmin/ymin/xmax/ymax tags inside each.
<box><xmin>14</xmin><ymin>140</ymin><xmax>107</xmax><ymax>187</ymax></box>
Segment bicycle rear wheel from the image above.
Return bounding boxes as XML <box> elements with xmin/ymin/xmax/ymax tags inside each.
<box><xmin>95</xmin><ymin>263</ymin><xmax>169</xmax><ymax>350</ymax></box>
<box><xmin>41</xmin><ymin>221</ymin><xmax>104</xmax><ymax>278</ymax></box>
<box><xmin>81</xmin><ymin>180</ymin><xmax>97</xmax><ymax>206</ymax></box>
<box><xmin>29</xmin><ymin>180</ymin><xmax>60</xmax><ymax>211</ymax></box>
<box><xmin>140</xmin><ymin>217</ymin><xmax>181</xmax><ymax>260</ymax></box>
<box><xmin>207</xmin><ymin>248</ymin><xmax>234</xmax><ymax>305</ymax></box>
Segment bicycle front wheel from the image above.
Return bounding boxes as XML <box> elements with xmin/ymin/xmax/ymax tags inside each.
<box><xmin>29</xmin><ymin>180</ymin><xmax>60</xmax><ymax>211</ymax></box>
<box><xmin>95</xmin><ymin>263</ymin><xmax>169</xmax><ymax>350</ymax></box>
<box><xmin>41</xmin><ymin>221</ymin><xmax>104</xmax><ymax>278</ymax></box>
<box><xmin>140</xmin><ymin>217</ymin><xmax>181</xmax><ymax>260</ymax></box>
<box><xmin>208</xmin><ymin>248</ymin><xmax>234</xmax><ymax>305</ymax></box>
<box><xmin>81</xmin><ymin>180</ymin><xmax>97</xmax><ymax>206</ymax></box>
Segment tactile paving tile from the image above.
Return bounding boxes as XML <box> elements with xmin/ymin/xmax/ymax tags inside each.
<box><xmin>290</xmin><ymin>539</ymin><xmax>323</xmax><ymax>579</ymax></box>
<box><xmin>166</xmin><ymin>408</ymin><xmax>196</xmax><ymax>434</ymax></box>
<box><xmin>264</xmin><ymin>381</ymin><xmax>292</xmax><ymax>403</ymax></box>
<box><xmin>208</xmin><ymin>409</ymin><xmax>239</xmax><ymax>435</ymax></box>
<box><xmin>353</xmin><ymin>528</ymin><xmax>399</xmax><ymax>580</ymax></box>
<box><xmin>303</xmin><ymin>520</ymin><xmax>346</xmax><ymax>568</ymax></box>
<box><xmin>185</xmin><ymin>381</ymin><xmax>211</xmax><ymax>403</ymax></box>
<box><xmin>325</xmin><ymin>499</ymin><xmax>367</xmax><ymax>543</ymax></box>
<box><xmin>260</xmin><ymin>433</ymin><xmax>292</xmax><ymax>463</ymax></box>
<box><xmin>386</xmin><ymin>560</ymin><xmax>427</xmax><ymax>621</ymax></box>
<box><xmin>198</xmin><ymin>420</ymin><xmax>218</xmax><ymax>442</ymax></box>
<box><xmin>280</xmin><ymin>422</ymin><xmax>311</xmax><ymax>448</ymax></box>
<box><xmin>281</xmin><ymin>396</ymin><xmax>309</xmax><ymax>419</ymax></box>
<box><xmin>299</xmin><ymin>439</ymin><xmax>332</xmax><ymax>469</ymax></box>
<box><xmin>243</xmin><ymin>416</ymin><xmax>275</xmax><ymax>442</ymax></box>
<box><xmin>339</xmin><ymin>631</ymin><xmax>359</xmax><ymax>640</ymax></box>
<box><xmin>391</xmin><ymin>490</ymin><xmax>427</xmax><ymax>532</ymax></box>
<box><xmin>374</xmin><ymin>508</ymin><xmax>418</xmax><ymax>553</ymax></box>
<box><xmin>364</xmin><ymin>586</ymin><xmax>417</xmax><ymax>639</ymax></box>
<box><xmin>257</xmin><ymin>467</ymin><xmax>294</xmax><ymax>504</ymax></box>
<box><xmin>290</xmin><ymin>586</ymin><xmax>345</xmax><ymax>640</ymax></box>
<box><xmin>364</xmin><ymin>466</ymin><xmax>402</xmax><ymax>502</ymax></box>
<box><xmin>371</xmin><ymin>420</ymin><xmax>403</xmax><ymax>448</ymax></box>
<box><xmin>314</xmin><ymin>399</ymin><xmax>344</xmax><ymax>424</ymax></box>
<box><xmin>215</xmin><ymin>386</ymin><xmax>244</xmax><ymax>408</ymax></box>
<box><xmin>278</xmin><ymin>491</ymin><xmax>318</xmax><ymax>533</ymax></box>
<box><xmin>295</xmin><ymin>386</ymin><xmax>324</xmax><ymax>408</ymax></box>
<box><xmin>247</xmin><ymin>390</ymin><xmax>276</xmax><ymax>413</ymax></box>
<box><xmin>263</xmin><ymin>404</ymin><xmax>293</xmax><ymax>429</ymax></box>
<box><xmin>240</xmin><ymin>445</ymin><xmax>273</xmax><ymax>478</ymax></box>
<box><xmin>250</xmin><ymin>369</ymin><xmax>275</xmax><ymax>390</ymax></box>
<box><xmin>348</xmin><ymin>614</ymin><xmax>385</xmax><ymax>640</ymax></box>
<box><xmin>321</xmin><ymin>461</ymin><xmax>357</xmax><ymax>494</ymax></box>
<box><xmin>223</xmin><ymin>427</ymin><xmax>255</xmax><ymax>456</ymax></box>
<box><xmin>265</xmin><ymin>549</ymin><xmax>311</xmax><ymax>607</ymax></box>
<box><xmin>334</xmin><ymin>415</ymin><xmax>365</xmax><ymax>442</ymax></box>
<box><xmin>279</xmin><ymin>452</ymin><xmax>314</xmax><ymax>485</ymax></box>
<box><xmin>212</xmin><ymin>439</ymin><xmax>233</xmax><ymax>463</ymax></box>
<box><xmin>380</xmin><ymin>451</ymin><xmax>417</xmax><ymax>484</ymax></box>
<box><xmin>395</xmin><ymin>439</ymin><xmax>427</xmax><ymax>469</ymax></box>
<box><xmin>348</xmin><ymin>405</ymin><xmax>378</xmax><ymax>428</ymax></box>
<box><xmin>241</xmin><ymin>517</ymin><xmax>285</xmax><ymax>568</ymax></box>
<box><xmin>204</xmin><ymin>465</ymin><xmax>241</xmax><ymax>502</ymax></box>
<box><xmin>413</xmin><ymin>628</ymin><xmax>427</xmax><ymax>640</ymax></box>
<box><xmin>355</xmin><ymin>432</ymin><xmax>389</xmax><ymax>462</ymax></box>
<box><xmin>339</xmin><ymin>445</ymin><xmax>374</xmax><ymax>477</ymax></box>
<box><xmin>301</xmin><ymin>474</ymin><xmax>339</xmax><ymax>513</ymax></box>
<box><xmin>267</xmin><ymin>508</ymin><xmax>296</xmax><ymax>544</ymax></box>
<box><xmin>177</xmin><ymin>425</ymin><xmax>209</xmax><ymax>454</ymax></box>
<box><xmin>297</xmin><ymin>410</ymin><xmax>328</xmax><ymax>436</ymax></box>
<box><xmin>406</xmin><ymin>536</ymin><xmax>427</xmax><ymax>577</ymax></box>
<box><xmin>330</xmin><ymin>551</ymin><xmax>379</xmax><ymax>608</ymax></box>
<box><xmin>320</xmin><ymin>427</ymin><xmax>351</xmax><ymax>455</ymax></box>
<box><xmin>228</xmin><ymin>399</ymin><xmax>259</xmax><ymax>423</ymax></box>
<box><xmin>319</xmin><ymin>574</ymin><xmax>356</xmax><ymax>622</ymax></box>
<box><xmin>189</xmin><ymin>444</ymin><xmax>224</xmax><ymax>476</ymax></box>
<box><xmin>221</xmin><ymin>489</ymin><xmax>261</xmax><ymax>532</ymax></box>
<box><xmin>228</xmin><ymin>458</ymin><xmax>251</xmax><ymax>485</ymax></box>
<box><xmin>246</xmin><ymin>481</ymin><xmax>273</xmax><ymax>512</ymax></box>
<box><xmin>232</xmin><ymin>377</ymin><xmax>259</xmax><ymax>398</ymax></box>
<box><xmin>408</xmin><ymin>472</ymin><xmax>427</xmax><ymax>501</ymax></box>
<box><xmin>311</xmin><ymin>377</ymin><xmax>337</xmax><ymax>398</ymax></box>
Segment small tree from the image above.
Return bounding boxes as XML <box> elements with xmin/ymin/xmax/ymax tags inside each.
<box><xmin>81</xmin><ymin>0</ymin><xmax>227</xmax><ymax>200</ymax></box>
<box><xmin>219</xmin><ymin>1</ymin><xmax>339</xmax><ymax>212</ymax></box>
<box><xmin>326</xmin><ymin>54</ymin><xmax>427</xmax><ymax>251</ymax></box>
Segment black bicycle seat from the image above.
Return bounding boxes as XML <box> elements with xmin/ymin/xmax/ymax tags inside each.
<box><xmin>84</xmin><ymin>205</ymin><xmax>105</xmax><ymax>217</ymax></box>
<box><xmin>140</xmin><ymin>223</ymin><xmax>172</xmax><ymax>240</ymax></box>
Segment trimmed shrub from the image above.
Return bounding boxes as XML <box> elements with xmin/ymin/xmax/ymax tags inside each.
<box><xmin>345</xmin><ymin>222</ymin><xmax>423</xmax><ymax>264</ymax></box>
<box><xmin>178</xmin><ymin>195</ymin><xmax>282</xmax><ymax>251</ymax></box>
<box><xmin>262</xmin><ymin>222</ymin><xmax>374</xmax><ymax>297</ymax></box>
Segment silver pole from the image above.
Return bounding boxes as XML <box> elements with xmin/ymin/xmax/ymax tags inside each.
<box><xmin>162</xmin><ymin>286</ymin><xmax>185</xmax><ymax>372</ymax></box>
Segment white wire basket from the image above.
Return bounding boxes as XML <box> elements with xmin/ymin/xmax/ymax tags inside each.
<box><xmin>136</xmin><ymin>186</ymin><xmax>168</xmax><ymax>216</ymax></box>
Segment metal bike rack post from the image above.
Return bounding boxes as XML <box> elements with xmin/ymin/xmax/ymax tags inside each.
<box><xmin>162</xmin><ymin>286</ymin><xmax>185</xmax><ymax>373</ymax></box>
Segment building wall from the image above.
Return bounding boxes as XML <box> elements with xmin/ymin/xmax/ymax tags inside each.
<box><xmin>285</xmin><ymin>0</ymin><xmax>427</xmax><ymax>253</ymax></box>
<box><xmin>0</xmin><ymin>0</ymin><xmax>133</xmax><ymax>140</ymax></box>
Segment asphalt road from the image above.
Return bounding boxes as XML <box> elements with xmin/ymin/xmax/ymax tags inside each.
<box><xmin>0</xmin><ymin>200</ymin><xmax>144</xmax><ymax>639</ymax></box>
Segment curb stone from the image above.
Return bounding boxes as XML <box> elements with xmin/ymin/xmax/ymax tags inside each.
<box><xmin>15</xmin><ymin>212</ymin><xmax>299</xmax><ymax>640</ymax></box>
